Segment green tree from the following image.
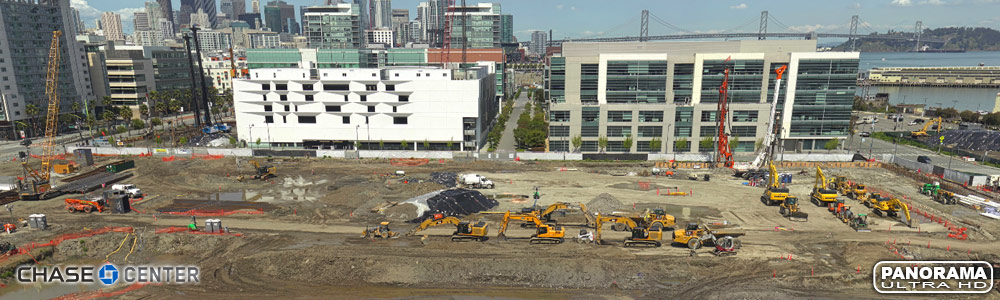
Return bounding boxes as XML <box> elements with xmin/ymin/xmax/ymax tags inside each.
<box><xmin>423</xmin><ymin>139</ymin><xmax>430</xmax><ymax>150</ymax></box>
<box><xmin>150</xmin><ymin>118</ymin><xmax>163</xmax><ymax>127</ymax></box>
<box><xmin>401</xmin><ymin>140</ymin><xmax>409</xmax><ymax>149</ymax></box>
<box><xmin>229</xmin><ymin>136</ymin><xmax>238</xmax><ymax>147</ymax></box>
<box><xmin>674</xmin><ymin>138</ymin><xmax>688</xmax><ymax>152</ymax></box>
<box><xmin>648</xmin><ymin>137</ymin><xmax>661</xmax><ymax>153</ymax></box>
<box><xmin>379</xmin><ymin>139</ymin><xmax>384</xmax><ymax>150</ymax></box>
<box><xmin>178</xmin><ymin>137</ymin><xmax>188</xmax><ymax>145</ymax></box>
<box><xmin>699</xmin><ymin>137</ymin><xmax>714</xmax><ymax>152</ymax></box>
<box><xmin>107</xmin><ymin>136</ymin><xmax>116</xmax><ymax>147</ymax></box>
<box><xmin>730</xmin><ymin>135</ymin><xmax>740</xmax><ymax>152</ymax></box>
<box><xmin>130</xmin><ymin>119</ymin><xmax>145</xmax><ymax>130</ymax></box>
<box><xmin>960</xmin><ymin>110</ymin><xmax>980</xmax><ymax>123</ymax></box>
<box><xmin>984</xmin><ymin>112</ymin><xmax>1000</xmax><ymax>127</ymax></box>
<box><xmin>622</xmin><ymin>134</ymin><xmax>634</xmax><ymax>152</ymax></box>
<box><xmin>824</xmin><ymin>139</ymin><xmax>840</xmax><ymax>152</ymax></box>
<box><xmin>116</xmin><ymin>125</ymin><xmax>128</xmax><ymax>134</ymax></box>
<box><xmin>446</xmin><ymin>139</ymin><xmax>453</xmax><ymax>150</ymax></box>
<box><xmin>598</xmin><ymin>136</ymin><xmax>608</xmax><ymax>153</ymax></box>
<box><xmin>24</xmin><ymin>104</ymin><xmax>40</xmax><ymax>136</ymax></box>
<box><xmin>937</xmin><ymin>107</ymin><xmax>959</xmax><ymax>119</ymax></box>
<box><xmin>571</xmin><ymin>135</ymin><xmax>582</xmax><ymax>152</ymax></box>
<box><xmin>256</xmin><ymin>138</ymin><xmax>262</xmax><ymax>146</ymax></box>
<box><xmin>118</xmin><ymin>106</ymin><xmax>133</xmax><ymax>121</ymax></box>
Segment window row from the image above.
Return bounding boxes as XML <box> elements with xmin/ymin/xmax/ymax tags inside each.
<box><xmin>263</xmin><ymin>115</ymin><xmax>408</xmax><ymax>125</ymax></box>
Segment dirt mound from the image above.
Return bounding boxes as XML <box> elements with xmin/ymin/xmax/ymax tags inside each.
<box><xmin>586</xmin><ymin>193</ymin><xmax>623</xmax><ymax>213</ymax></box>
<box><xmin>429</xmin><ymin>172</ymin><xmax>457</xmax><ymax>188</ymax></box>
<box><xmin>382</xmin><ymin>203</ymin><xmax>419</xmax><ymax>220</ymax></box>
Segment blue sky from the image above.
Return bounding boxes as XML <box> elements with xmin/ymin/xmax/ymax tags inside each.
<box><xmin>74</xmin><ymin>0</ymin><xmax>1000</xmax><ymax>41</ymax></box>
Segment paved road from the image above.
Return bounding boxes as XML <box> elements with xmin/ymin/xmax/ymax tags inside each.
<box><xmin>495</xmin><ymin>92</ymin><xmax>529</xmax><ymax>151</ymax></box>
<box><xmin>847</xmin><ymin>112</ymin><xmax>999</xmax><ymax>176</ymax></box>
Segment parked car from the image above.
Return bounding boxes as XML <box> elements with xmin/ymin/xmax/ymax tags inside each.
<box><xmin>859</xmin><ymin>131</ymin><xmax>871</xmax><ymax>137</ymax></box>
<box><xmin>917</xmin><ymin>156</ymin><xmax>932</xmax><ymax>164</ymax></box>
<box><xmin>909</xmin><ymin>119</ymin><xmax>926</xmax><ymax>126</ymax></box>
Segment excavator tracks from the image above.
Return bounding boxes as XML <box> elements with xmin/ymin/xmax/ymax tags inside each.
<box><xmin>528</xmin><ymin>237</ymin><xmax>564</xmax><ymax>244</ymax></box>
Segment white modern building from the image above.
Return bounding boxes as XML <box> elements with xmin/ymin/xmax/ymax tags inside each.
<box><xmin>365</xmin><ymin>29</ymin><xmax>394</xmax><ymax>47</ymax></box>
<box><xmin>233</xmin><ymin>65</ymin><xmax>498</xmax><ymax>150</ymax></box>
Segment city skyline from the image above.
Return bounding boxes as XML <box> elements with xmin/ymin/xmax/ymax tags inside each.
<box><xmin>73</xmin><ymin>0</ymin><xmax>1000</xmax><ymax>41</ymax></box>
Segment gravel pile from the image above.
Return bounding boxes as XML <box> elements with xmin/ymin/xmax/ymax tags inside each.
<box><xmin>586</xmin><ymin>193</ymin><xmax>623</xmax><ymax>214</ymax></box>
<box><xmin>928</xmin><ymin>130</ymin><xmax>1000</xmax><ymax>151</ymax></box>
<box><xmin>415</xmin><ymin>189</ymin><xmax>497</xmax><ymax>222</ymax></box>
<box><xmin>429</xmin><ymin>172</ymin><xmax>458</xmax><ymax>188</ymax></box>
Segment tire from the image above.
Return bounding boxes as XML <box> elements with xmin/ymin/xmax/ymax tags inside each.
<box><xmin>687</xmin><ymin>239</ymin><xmax>701</xmax><ymax>250</ymax></box>
<box><xmin>67</xmin><ymin>207</ymin><xmax>75</xmax><ymax>213</ymax></box>
<box><xmin>779</xmin><ymin>206</ymin><xmax>786</xmax><ymax>216</ymax></box>
<box><xmin>83</xmin><ymin>206</ymin><xmax>92</xmax><ymax>213</ymax></box>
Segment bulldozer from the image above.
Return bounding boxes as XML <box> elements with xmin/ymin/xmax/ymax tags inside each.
<box><xmin>238</xmin><ymin>160</ymin><xmax>276</xmax><ymax>181</ymax></box>
<box><xmin>761</xmin><ymin>161</ymin><xmax>790</xmax><ymax>206</ymax></box>
<box><xmin>778</xmin><ymin>196</ymin><xmax>808</xmax><ymax>221</ymax></box>
<box><xmin>870</xmin><ymin>197</ymin><xmax>912</xmax><ymax>227</ymax></box>
<box><xmin>407</xmin><ymin>214</ymin><xmax>489</xmax><ymax>242</ymax></box>
<box><xmin>65</xmin><ymin>198</ymin><xmax>106</xmax><ymax>213</ymax></box>
<box><xmin>810</xmin><ymin>166</ymin><xmax>839</xmax><ymax>207</ymax></box>
<box><xmin>672</xmin><ymin>223</ymin><xmax>744</xmax><ymax>255</ymax></box>
<box><xmin>497</xmin><ymin>211</ymin><xmax>565</xmax><ymax>244</ymax></box>
<box><xmin>362</xmin><ymin>221</ymin><xmax>399</xmax><ymax>239</ymax></box>
<box><xmin>848</xmin><ymin>182</ymin><xmax>867</xmax><ymax>200</ymax></box>
<box><xmin>594</xmin><ymin>214</ymin><xmax>666</xmax><ymax>247</ymax></box>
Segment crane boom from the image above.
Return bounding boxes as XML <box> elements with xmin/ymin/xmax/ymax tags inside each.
<box><xmin>750</xmin><ymin>65</ymin><xmax>788</xmax><ymax>170</ymax></box>
<box><xmin>41</xmin><ymin>30</ymin><xmax>63</xmax><ymax>181</ymax></box>
<box><xmin>717</xmin><ymin>57</ymin><xmax>733</xmax><ymax>168</ymax></box>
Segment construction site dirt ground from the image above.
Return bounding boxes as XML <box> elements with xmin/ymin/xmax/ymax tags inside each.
<box><xmin>0</xmin><ymin>156</ymin><xmax>998</xmax><ymax>299</ymax></box>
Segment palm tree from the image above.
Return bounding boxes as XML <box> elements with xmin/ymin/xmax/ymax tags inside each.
<box><xmin>101</xmin><ymin>110</ymin><xmax>116</xmax><ymax>136</ymax></box>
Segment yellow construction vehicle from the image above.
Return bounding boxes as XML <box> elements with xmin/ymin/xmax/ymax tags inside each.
<box><xmin>911</xmin><ymin>116</ymin><xmax>943</xmax><ymax>138</ymax></box>
<box><xmin>593</xmin><ymin>214</ymin><xmax>666</xmax><ymax>247</ymax></box>
<box><xmin>828</xmin><ymin>176</ymin><xmax>850</xmax><ymax>194</ymax></box>
<box><xmin>603</xmin><ymin>208</ymin><xmax>676</xmax><ymax>232</ymax></box>
<box><xmin>810</xmin><ymin>166</ymin><xmax>839</xmax><ymax>207</ymax></box>
<box><xmin>362</xmin><ymin>221</ymin><xmax>399</xmax><ymax>239</ymax></box>
<box><xmin>246</xmin><ymin>160</ymin><xmax>276</xmax><ymax>180</ymax></box>
<box><xmin>761</xmin><ymin>161</ymin><xmax>790</xmax><ymax>206</ymax></box>
<box><xmin>407</xmin><ymin>214</ymin><xmax>489</xmax><ymax>242</ymax></box>
<box><xmin>497</xmin><ymin>211</ymin><xmax>565</xmax><ymax>244</ymax></box>
<box><xmin>19</xmin><ymin>31</ymin><xmax>63</xmax><ymax>201</ymax></box>
<box><xmin>778</xmin><ymin>196</ymin><xmax>808</xmax><ymax>221</ymax></box>
<box><xmin>870</xmin><ymin>197</ymin><xmax>912</xmax><ymax>227</ymax></box>
<box><xmin>848</xmin><ymin>183</ymin><xmax>867</xmax><ymax>200</ymax></box>
<box><xmin>520</xmin><ymin>202</ymin><xmax>596</xmax><ymax>227</ymax></box>
<box><xmin>672</xmin><ymin>223</ymin><xmax>744</xmax><ymax>256</ymax></box>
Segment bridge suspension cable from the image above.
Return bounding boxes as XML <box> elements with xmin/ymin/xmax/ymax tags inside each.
<box><xmin>767</xmin><ymin>13</ymin><xmax>803</xmax><ymax>33</ymax></box>
<box><xmin>648</xmin><ymin>13</ymin><xmax>693</xmax><ymax>33</ymax></box>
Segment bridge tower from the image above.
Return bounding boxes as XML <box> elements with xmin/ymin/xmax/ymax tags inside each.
<box><xmin>849</xmin><ymin>15</ymin><xmax>859</xmax><ymax>51</ymax></box>
<box><xmin>640</xmin><ymin>10</ymin><xmax>649</xmax><ymax>42</ymax></box>
<box><xmin>758</xmin><ymin>11</ymin><xmax>768</xmax><ymax>40</ymax></box>
<box><xmin>914</xmin><ymin>21</ymin><xmax>923</xmax><ymax>51</ymax></box>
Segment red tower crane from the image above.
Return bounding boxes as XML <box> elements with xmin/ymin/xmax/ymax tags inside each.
<box><xmin>441</xmin><ymin>0</ymin><xmax>467</xmax><ymax>66</ymax></box>
<box><xmin>717</xmin><ymin>57</ymin><xmax>734</xmax><ymax>168</ymax></box>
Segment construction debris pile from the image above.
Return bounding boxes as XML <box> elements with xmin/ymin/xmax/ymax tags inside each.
<box><xmin>396</xmin><ymin>188</ymin><xmax>497</xmax><ymax>222</ymax></box>
<box><xmin>929</xmin><ymin>130</ymin><xmax>1000</xmax><ymax>151</ymax></box>
<box><xmin>586</xmin><ymin>193</ymin><xmax>623</xmax><ymax>214</ymax></box>
<box><xmin>429</xmin><ymin>172</ymin><xmax>458</xmax><ymax>188</ymax></box>
<box><xmin>188</xmin><ymin>133</ymin><xmax>236</xmax><ymax>147</ymax></box>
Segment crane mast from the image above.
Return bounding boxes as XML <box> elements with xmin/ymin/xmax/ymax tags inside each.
<box><xmin>750</xmin><ymin>65</ymin><xmax>788</xmax><ymax>169</ymax></box>
<box><xmin>41</xmin><ymin>30</ymin><xmax>63</xmax><ymax>181</ymax></box>
<box><xmin>716</xmin><ymin>57</ymin><xmax>733</xmax><ymax>168</ymax></box>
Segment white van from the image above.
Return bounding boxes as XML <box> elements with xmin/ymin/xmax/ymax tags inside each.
<box><xmin>860</xmin><ymin>116</ymin><xmax>877</xmax><ymax>124</ymax></box>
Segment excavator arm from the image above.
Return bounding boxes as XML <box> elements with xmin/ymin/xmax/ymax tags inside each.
<box><xmin>815</xmin><ymin>166</ymin><xmax>826</xmax><ymax>190</ymax></box>
<box><xmin>891</xmin><ymin>199</ymin><xmax>912</xmax><ymax>227</ymax></box>
<box><xmin>497</xmin><ymin>211</ymin><xmax>543</xmax><ymax>239</ymax></box>
<box><xmin>408</xmin><ymin>216</ymin><xmax>462</xmax><ymax>236</ymax></box>
<box><xmin>769</xmin><ymin>161</ymin><xmax>779</xmax><ymax>189</ymax></box>
<box><xmin>594</xmin><ymin>214</ymin><xmax>638</xmax><ymax>244</ymax></box>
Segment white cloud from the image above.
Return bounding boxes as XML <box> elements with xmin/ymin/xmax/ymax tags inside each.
<box><xmin>891</xmin><ymin>0</ymin><xmax>913</xmax><ymax>6</ymax></box>
<box><xmin>71</xmin><ymin>0</ymin><xmax>143</xmax><ymax>31</ymax></box>
<box><xmin>851</xmin><ymin>2</ymin><xmax>863</xmax><ymax>9</ymax></box>
<box><xmin>570</xmin><ymin>6</ymin><xmax>577</xmax><ymax>11</ymax></box>
<box><xmin>555</xmin><ymin>4</ymin><xmax>565</xmax><ymax>10</ymax></box>
<box><xmin>730</xmin><ymin>3</ymin><xmax>748</xmax><ymax>9</ymax></box>
<box><xmin>920</xmin><ymin>0</ymin><xmax>946</xmax><ymax>4</ymax></box>
<box><xmin>787</xmin><ymin>24</ymin><xmax>848</xmax><ymax>32</ymax></box>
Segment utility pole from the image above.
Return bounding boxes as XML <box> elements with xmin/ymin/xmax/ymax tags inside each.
<box><xmin>758</xmin><ymin>11</ymin><xmax>768</xmax><ymax>40</ymax></box>
<box><xmin>182</xmin><ymin>34</ymin><xmax>202</xmax><ymax>128</ymax></box>
<box><xmin>190</xmin><ymin>26</ymin><xmax>213</xmax><ymax>126</ymax></box>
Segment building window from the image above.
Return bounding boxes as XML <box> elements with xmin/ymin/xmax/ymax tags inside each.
<box><xmin>607</xmin><ymin>126</ymin><xmax>631</xmax><ymax>137</ymax></box>
<box><xmin>700</xmin><ymin>111</ymin><xmax>717</xmax><ymax>122</ymax></box>
<box><xmin>394</xmin><ymin>73</ymin><xmax>399</xmax><ymax>77</ymax></box>
<box><xmin>549</xmin><ymin>126</ymin><xmax>569</xmax><ymax>137</ymax></box>
<box><xmin>637</xmin><ymin>126</ymin><xmax>662</xmax><ymax>138</ymax></box>
<box><xmin>323</xmin><ymin>84</ymin><xmax>348</xmax><ymax>91</ymax></box>
<box><xmin>366</xmin><ymin>85</ymin><xmax>376</xmax><ymax>91</ymax></box>
<box><xmin>360</xmin><ymin>95</ymin><xmax>367</xmax><ymax>102</ymax></box>
<box><xmin>732</xmin><ymin>126</ymin><xmax>757</xmax><ymax>137</ymax></box>
<box><xmin>581</xmin><ymin>141</ymin><xmax>598</xmax><ymax>152</ymax></box>
<box><xmin>607</xmin><ymin>111</ymin><xmax>632</xmax><ymax>122</ymax></box>
<box><xmin>342</xmin><ymin>116</ymin><xmax>350</xmax><ymax>124</ymax></box>
<box><xmin>700</xmin><ymin>126</ymin><xmax>717</xmax><ymax>137</ymax></box>
<box><xmin>305</xmin><ymin>95</ymin><xmax>314</xmax><ymax>101</ymax></box>
<box><xmin>393</xmin><ymin>116</ymin><xmax>407</xmax><ymax>124</ymax></box>
<box><xmin>581</xmin><ymin>125</ymin><xmax>599</xmax><ymax>137</ymax></box>
<box><xmin>284</xmin><ymin>105</ymin><xmax>290</xmax><ymax>112</ymax></box>
<box><xmin>549</xmin><ymin>111</ymin><xmax>570</xmax><ymax>122</ymax></box>
<box><xmin>385</xmin><ymin>85</ymin><xmax>395</xmax><ymax>91</ymax></box>
<box><xmin>639</xmin><ymin>111</ymin><xmax>663</xmax><ymax>122</ymax></box>
<box><xmin>280</xmin><ymin>94</ymin><xmax>288</xmax><ymax>101</ymax></box>
<box><xmin>399</xmin><ymin>95</ymin><xmax>408</xmax><ymax>102</ymax></box>
<box><xmin>368</xmin><ymin>106</ymin><xmax>375</xmax><ymax>112</ymax></box>
<box><xmin>675</xmin><ymin>110</ymin><xmax>693</xmax><ymax>122</ymax></box>
<box><xmin>265</xmin><ymin>116</ymin><xmax>274</xmax><ymax>123</ymax></box>
<box><xmin>582</xmin><ymin>110</ymin><xmax>600</xmax><ymax>123</ymax></box>
<box><xmin>392</xmin><ymin>106</ymin><xmax>397</xmax><ymax>113</ymax></box>
<box><xmin>276</xmin><ymin>84</ymin><xmax>287</xmax><ymax>90</ymax></box>
<box><xmin>298</xmin><ymin>116</ymin><xmax>316</xmax><ymax>123</ymax></box>
<box><xmin>262</xmin><ymin>84</ymin><xmax>270</xmax><ymax>90</ymax></box>
<box><xmin>733</xmin><ymin>110</ymin><xmax>759</xmax><ymax>122</ymax></box>
<box><xmin>302</xmin><ymin>84</ymin><xmax>313</xmax><ymax>91</ymax></box>
<box><xmin>264</xmin><ymin>105</ymin><xmax>272</xmax><ymax>112</ymax></box>
<box><xmin>262</xmin><ymin>94</ymin><xmax>267</xmax><ymax>101</ymax></box>
<box><xmin>674</xmin><ymin>126</ymin><xmax>692</xmax><ymax>137</ymax></box>
<box><xmin>326</xmin><ymin>105</ymin><xmax>340</xmax><ymax>112</ymax></box>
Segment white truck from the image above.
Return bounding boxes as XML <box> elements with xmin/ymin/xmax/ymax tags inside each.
<box><xmin>111</xmin><ymin>184</ymin><xmax>143</xmax><ymax>198</ymax></box>
<box><xmin>459</xmin><ymin>174</ymin><xmax>494</xmax><ymax>189</ymax></box>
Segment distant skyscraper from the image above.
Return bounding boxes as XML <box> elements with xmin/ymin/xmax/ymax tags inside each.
<box><xmin>500</xmin><ymin>14</ymin><xmax>513</xmax><ymax>43</ymax></box>
<box><xmin>530</xmin><ymin>31</ymin><xmax>547</xmax><ymax>55</ymax></box>
<box><xmin>145</xmin><ymin>1</ymin><xmax>163</xmax><ymax>30</ymax></box>
<box><xmin>232</xmin><ymin>0</ymin><xmax>247</xmax><ymax>17</ymax></box>
<box><xmin>101</xmin><ymin>12</ymin><xmax>125</xmax><ymax>41</ymax></box>
<box><xmin>71</xmin><ymin>7</ymin><xmax>84</xmax><ymax>33</ymax></box>
<box><xmin>195</xmin><ymin>0</ymin><xmax>218</xmax><ymax>28</ymax></box>
<box><xmin>445</xmin><ymin>2</ymin><xmax>503</xmax><ymax>49</ymax></box>
<box><xmin>301</xmin><ymin>3</ymin><xmax>363</xmax><ymax>48</ymax></box>
<box><xmin>134</xmin><ymin>12</ymin><xmax>151</xmax><ymax>30</ymax></box>
<box><xmin>221</xmin><ymin>0</ymin><xmax>234</xmax><ymax>17</ymax></box>
<box><xmin>157</xmin><ymin>0</ymin><xmax>175</xmax><ymax>31</ymax></box>
<box><xmin>373</xmin><ymin>0</ymin><xmax>392</xmax><ymax>29</ymax></box>
<box><xmin>179</xmin><ymin>0</ymin><xmax>195</xmax><ymax>28</ymax></box>
<box><xmin>191</xmin><ymin>9</ymin><xmax>211</xmax><ymax>28</ymax></box>
<box><xmin>418</xmin><ymin>0</ymin><xmax>446</xmax><ymax>46</ymax></box>
<box><xmin>252</xmin><ymin>0</ymin><xmax>260</xmax><ymax>13</ymax></box>
<box><xmin>264</xmin><ymin>1</ymin><xmax>297</xmax><ymax>34</ymax></box>
<box><xmin>238</xmin><ymin>13</ymin><xmax>262</xmax><ymax>29</ymax></box>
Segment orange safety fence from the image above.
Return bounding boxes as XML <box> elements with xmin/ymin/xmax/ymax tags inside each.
<box><xmin>158</xmin><ymin>208</ymin><xmax>265</xmax><ymax>217</ymax></box>
<box><xmin>0</xmin><ymin>227</ymin><xmax>134</xmax><ymax>264</ymax></box>
<box><xmin>191</xmin><ymin>154</ymin><xmax>224</xmax><ymax>160</ymax></box>
<box><xmin>161</xmin><ymin>156</ymin><xmax>175</xmax><ymax>162</ymax></box>
<box><xmin>51</xmin><ymin>283</ymin><xmax>157</xmax><ymax>300</ymax></box>
<box><xmin>390</xmin><ymin>158</ymin><xmax>429</xmax><ymax>166</ymax></box>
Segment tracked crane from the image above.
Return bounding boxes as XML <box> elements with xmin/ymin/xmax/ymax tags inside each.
<box><xmin>716</xmin><ymin>57</ymin><xmax>733</xmax><ymax>168</ymax></box>
<box><xmin>735</xmin><ymin>65</ymin><xmax>787</xmax><ymax>176</ymax></box>
<box><xmin>20</xmin><ymin>31</ymin><xmax>62</xmax><ymax>200</ymax></box>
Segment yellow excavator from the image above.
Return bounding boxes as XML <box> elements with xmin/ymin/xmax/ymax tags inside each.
<box><xmin>594</xmin><ymin>214</ymin><xmax>666</xmax><ymax>247</ymax></box>
<box><xmin>521</xmin><ymin>202</ymin><xmax>596</xmax><ymax>227</ymax></box>
<box><xmin>870</xmin><ymin>196</ymin><xmax>913</xmax><ymax>227</ymax></box>
<box><xmin>761</xmin><ymin>161</ymin><xmax>790</xmax><ymax>206</ymax></box>
<box><xmin>911</xmin><ymin>116</ymin><xmax>943</xmax><ymax>138</ymax></box>
<box><xmin>497</xmin><ymin>211</ymin><xmax>565</xmax><ymax>244</ymax></box>
<box><xmin>407</xmin><ymin>215</ymin><xmax>489</xmax><ymax>242</ymax></box>
<box><xmin>778</xmin><ymin>196</ymin><xmax>808</xmax><ymax>221</ymax></box>
<box><xmin>810</xmin><ymin>166</ymin><xmax>839</xmax><ymax>207</ymax></box>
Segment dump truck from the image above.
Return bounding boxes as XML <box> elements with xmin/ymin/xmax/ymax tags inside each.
<box><xmin>111</xmin><ymin>184</ymin><xmax>143</xmax><ymax>198</ymax></box>
<box><xmin>459</xmin><ymin>174</ymin><xmax>494</xmax><ymax>189</ymax></box>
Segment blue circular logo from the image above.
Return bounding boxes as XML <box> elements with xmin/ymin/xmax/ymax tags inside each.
<box><xmin>98</xmin><ymin>264</ymin><xmax>118</xmax><ymax>285</ymax></box>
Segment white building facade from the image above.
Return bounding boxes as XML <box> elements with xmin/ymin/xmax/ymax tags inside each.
<box><xmin>233</xmin><ymin>66</ymin><xmax>497</xmax><ymax>150</ymax></box>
